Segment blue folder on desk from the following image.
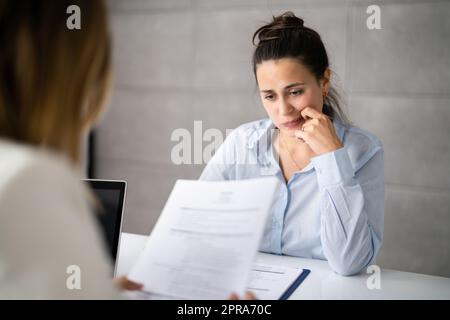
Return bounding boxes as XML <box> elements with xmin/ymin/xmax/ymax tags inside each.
<box><xmin>248</xmin><ymin>264</ymin><xmax>311</xmax><ymax>300</ymax></box>
<box><xmin>279</xmin><ymin>269</ymin><xmax>311</xmax><ymax>300</ymax></box>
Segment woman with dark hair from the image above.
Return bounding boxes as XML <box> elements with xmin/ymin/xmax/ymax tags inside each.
<box><xmin>200</xmin><ymin>12</ymin><xmax>384</xmax><ymax>276</ymax></box>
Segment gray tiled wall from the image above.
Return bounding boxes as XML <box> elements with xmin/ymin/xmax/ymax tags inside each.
<box><xmin>96</xmin><ymin>0</ymin><xmax>450</xmax><ymax>277</ymax></box>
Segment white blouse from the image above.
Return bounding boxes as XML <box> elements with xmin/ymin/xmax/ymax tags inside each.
<box><xmin>200</xmin><ymin>118</ymin><xmax>384</xmax><ymax>276</ymax></box>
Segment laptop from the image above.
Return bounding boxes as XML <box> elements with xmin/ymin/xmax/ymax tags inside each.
<box><xmin>83</xmin><ymin>179</ymin><xmax>127</xmax><ymax>276</ymax></box>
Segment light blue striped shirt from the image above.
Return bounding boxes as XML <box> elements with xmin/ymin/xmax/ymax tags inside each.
<box><xmin>199</xmin><ymin>118</ymin><xmax>384</xmax><ymax>276</ymax></box>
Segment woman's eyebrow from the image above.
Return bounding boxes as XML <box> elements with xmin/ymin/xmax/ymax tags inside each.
<box><xmin>284</xmin><ymin>82</ymin><xmax>305</xmax><ymax>89</ymax></box>
<box><xmin>260</xmin><ymin>82</ymin><xmax>305</xmax><ymax>93</ymax></box>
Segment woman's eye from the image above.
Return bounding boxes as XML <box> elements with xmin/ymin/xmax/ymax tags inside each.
<box><xmin>290</xmin><ymin>90</ymin><xmax>303</xmax><ymax>96</ymax></box>
<box><xmin>264</xmin><ymin>95</ymin><xmax>274</xmax><ymax>100</ymax></box>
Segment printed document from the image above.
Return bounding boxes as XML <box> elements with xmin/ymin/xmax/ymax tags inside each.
<box><xmin>128</xmin><ymin>177</ymin><xmax>280</xmax><ymax>299</ymax></box>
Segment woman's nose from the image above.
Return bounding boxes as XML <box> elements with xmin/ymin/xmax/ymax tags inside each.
<box><xmin>279</xmin><ymin>98</ymin><xmax>294</xmax><ymax>116</ymax></box>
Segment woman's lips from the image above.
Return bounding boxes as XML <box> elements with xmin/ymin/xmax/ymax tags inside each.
<box><xmin>282</xmin><ymin>117</ymin><xmax>304</xmax><ymax>129</ymax></box>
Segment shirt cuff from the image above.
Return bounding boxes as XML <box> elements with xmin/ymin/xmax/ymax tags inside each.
<box><xmin>310</xmin><ymin>147</ymin><xmax>354</xmax><ymax>187</ymax></box>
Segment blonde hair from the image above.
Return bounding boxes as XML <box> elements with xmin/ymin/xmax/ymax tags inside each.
<box><xmin>0</xmin><ymin>0</ymin><xmax>111</xmax><ymax>163</ymax></box>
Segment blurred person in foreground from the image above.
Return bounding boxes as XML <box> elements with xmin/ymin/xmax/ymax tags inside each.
<box><xmin>0</xmin><ymin>0</ymin><xmax>132</xmax><ymax>299</ymax></box>
<box><xmin>0</xmin><ymin>0</ymin><xmax>255</xmax><ymax>300</ymax></box>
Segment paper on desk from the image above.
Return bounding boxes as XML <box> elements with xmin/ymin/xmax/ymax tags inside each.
<box><xmin>247</xmin><ymin>263</ymin><xmax>305</xmax><ymax>300</ymax></box>
<box><xmin>129</xmin><ymin>262</ymin><xmax>307</xmax><ymax>301</ymax></box>
<box><xmin>128</xmin><ymin>177</ymin><xmax>280</xmax><ymax>300</ymax></box>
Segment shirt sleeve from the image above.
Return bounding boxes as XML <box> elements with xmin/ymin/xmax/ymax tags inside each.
<box><xmin>310</xmin><ymin>145</ymin><xmax>384</xmax><ymax>276</ymax></box>
<box><xmin>199</xmin><ymin>129</ymin><xmax>239</xmax><ymax>181</ymax></box>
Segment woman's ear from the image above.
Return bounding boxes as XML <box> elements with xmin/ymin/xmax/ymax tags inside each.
<box><xmin>320</xmin><ymin>68</ymin><xmax>331</xmax><ymax>96</ymax></box>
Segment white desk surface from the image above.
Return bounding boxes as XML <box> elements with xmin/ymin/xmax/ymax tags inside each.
<box><xmin>116</xmin><ymin>232</ymin><xmax>450</xmax><ymax>300</ymax></box>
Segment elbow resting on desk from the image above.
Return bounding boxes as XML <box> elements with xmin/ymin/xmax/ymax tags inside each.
<box><xmin>327</xmin><ymin>252</ymin><xmax>373</xmax><ymax>277</ymax></box>
<box><xmin>324</xmin><ymin>231</ymin><xmax>378</xmax><ymax>276</ymax></box>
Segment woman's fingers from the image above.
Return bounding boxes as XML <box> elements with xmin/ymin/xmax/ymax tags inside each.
<box><xmin>300</xmin><ymin>106</ymin><xmax>324</xmax><ymax>120</ymax></box>
<box><xmin>244</xmin><ymin>291</ymin><xmax>257</xmax><ymax>300</ymax></box>
<box><xmin>301</xmin><ymin>118</ymin><xmax>320</xmax><ymax>131</ymax></box>
<box><xmin>113</xmin><ymin>276</ymin><xmax>144</xmax><ymax>291</ymax></box>
<box><xmin>294</xmin><ymin>129</ymin><xmax>310</xmax><ymax>142</ymax></box>
<box><xmin>228</xmin><ymin>293</ymin><xmax>239</xmax><ymax>300</ymax></box>
<box><xmin>227</xmin><ymin>291</ymin><xmax>257</xmax><ymax>300</ymax></box>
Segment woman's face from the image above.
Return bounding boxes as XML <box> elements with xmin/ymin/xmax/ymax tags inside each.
<box><xmin>256</xmin><ymin>58</ymin><xmax>330</xmax><ymax>137</ymax></box>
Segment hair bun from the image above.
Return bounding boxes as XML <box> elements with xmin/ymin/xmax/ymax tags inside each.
<box><xmin>274</xmin><ymin>11</ymin><xmax>304</xmax><ymax>28</ymax></box>
<box><xmin>253</xmin><ymin>11</ymin><xmax>305</xmax><ymax>45</ymax></box>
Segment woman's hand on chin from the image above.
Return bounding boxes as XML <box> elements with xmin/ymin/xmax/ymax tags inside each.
<box><xmin>294</xmin><ymin>106</ymin><xmax>343</xmax><ymax>156</ymax></box>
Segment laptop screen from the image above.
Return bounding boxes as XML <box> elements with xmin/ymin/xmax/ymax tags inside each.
<box><xmin>84</xmin><ymin>180</ymin><xmax>126</xmax><ymax>267</ymax></box>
